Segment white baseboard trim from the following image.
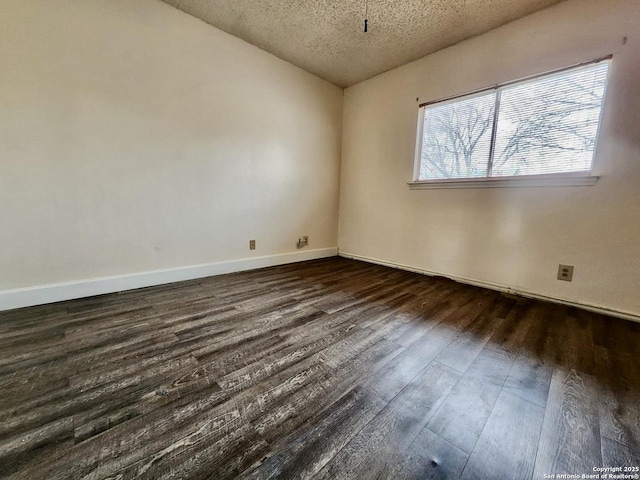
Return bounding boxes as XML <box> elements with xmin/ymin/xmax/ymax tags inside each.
<box><xmin>339</xmin><ymin>251</ymin><xmax>640</xmax><ymax>324</ymax></box>
<box><xmin>0</xmin><ymin>247</ymin><xmax>338</xmax><ymax>312</ymax></box>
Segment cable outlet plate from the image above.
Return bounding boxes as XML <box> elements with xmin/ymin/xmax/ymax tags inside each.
<box><xmin>249</xmin><ymin>240</ymin><xmax>256</xmax><ymax>250</ymax></box>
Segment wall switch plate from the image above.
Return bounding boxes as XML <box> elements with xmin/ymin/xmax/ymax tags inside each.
<box><xmin>557</xmin><ymin>264</ymin><xmax>574</xmax><ymax>282</ymax></box>
<box><xmin>249</xmin><ymin>240</ymin><xmax>256</xmax><ymax>250</ymax></box>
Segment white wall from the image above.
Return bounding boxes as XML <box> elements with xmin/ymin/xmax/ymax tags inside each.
<box><xmin>0</xmin><ymin>1</ymin><xmax>342</xmax><ymax>293</ymax></box>
<box><xmin>339</xmin><ymin>0</ymin><xmax>640</xmax><ymax>318</ymax></box>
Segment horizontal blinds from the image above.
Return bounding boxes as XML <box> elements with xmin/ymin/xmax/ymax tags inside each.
<box><xmin>491</xmin><ymin>62</ymin><xmax>609</xmax><ymax>177</ymax></box>
<box><xmin>418</xmin><ymin>60</ymin><xmax>610</xmax><ymax>181</ymax></box>
<box><xmin>420</xmin><ymin>92</ymin><xmax>496</xmax><ymax>179</ymax></box>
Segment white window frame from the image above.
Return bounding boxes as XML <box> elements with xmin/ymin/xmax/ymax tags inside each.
<box><xmin>409</xmin><ymin>56</ymin><xmax>611</xmax><ymax>190</ymax></box>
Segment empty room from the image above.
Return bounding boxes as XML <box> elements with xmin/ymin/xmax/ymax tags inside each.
<box><xmin>1</xmin><ymin>0</ymin><xmax>639</xmax><ymax>478</ymax></box>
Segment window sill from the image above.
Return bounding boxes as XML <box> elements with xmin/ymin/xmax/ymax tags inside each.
<box><xmin>407</xmin><ymin>173</ymin><xmax>599</xmax><ymax>190</ymax></box>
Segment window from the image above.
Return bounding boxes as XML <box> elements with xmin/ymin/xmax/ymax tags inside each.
<box><xmin>412</xmin><ymin>58</ymin><xmax>610</xmax><ymax>187</ymax></box>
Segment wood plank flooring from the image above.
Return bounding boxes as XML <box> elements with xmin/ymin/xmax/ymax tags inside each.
<box><xmin>1</xmin><ymin>257</ymin><xmax>639</xmax><ymax>479</ymax></box>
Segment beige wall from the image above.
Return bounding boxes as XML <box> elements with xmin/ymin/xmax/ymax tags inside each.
<box><xmin>0</xmin><ymin>0</ymin><xmax>342</xmax><ymax>290</ymax></box>
<box><xmin>339</xmin><ymin>0</ymin><xmax>640</xmax><ymax>317</ymax></box>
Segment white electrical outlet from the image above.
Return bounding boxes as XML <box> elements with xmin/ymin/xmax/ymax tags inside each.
<box><xmin>557</xmin><ymin>264</ymin><xmax>574</xmax><ymax>282</ymax></box>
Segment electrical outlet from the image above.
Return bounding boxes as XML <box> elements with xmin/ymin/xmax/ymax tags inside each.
<box><xmin>557</xmin><ymin>264</ymin><xmax>574</xmax><ymax>282</ymax></box>
<box><xmin>302</xmin><ymin>236</ymin><xmax>309</xmax><ymax>246</ymax></box>
<box><xmin>249</xmin><ymin>240</ymin><xmax>256</xmax><ymax>250</ymax></box>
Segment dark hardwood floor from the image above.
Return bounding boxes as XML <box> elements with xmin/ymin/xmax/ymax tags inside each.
<box><xmin>1</xmin><ymin>257</ymin><xmax>639</xmax><ymax>479</ymax></box>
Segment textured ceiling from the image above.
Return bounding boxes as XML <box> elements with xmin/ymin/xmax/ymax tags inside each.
<box><xmin>161</xmin><ymin>0</ymin><xmax>566</xmax><ymax>87</ymax></box>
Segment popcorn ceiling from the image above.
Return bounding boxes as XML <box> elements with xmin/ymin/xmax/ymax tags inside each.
<box><xmin>162</xmin><ymin>0</ymin><xmax>565</xmax><ymax>87</ymax></box>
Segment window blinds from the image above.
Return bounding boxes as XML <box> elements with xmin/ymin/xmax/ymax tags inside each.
<box><xmin>418</xmin><ymin>60</ymin><xmax>610</xmax><ymax>181</ymax></box>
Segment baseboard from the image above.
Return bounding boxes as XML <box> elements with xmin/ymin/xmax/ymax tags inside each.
<box><xmin>0</xmin><ymin>247</ymin><xmax>338</xmax><ymax>312</ymax></box>
<box><xmin>339</xmin><ymin>251</ymin><xmax>640</xmax><ymax>324</ymax></box>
